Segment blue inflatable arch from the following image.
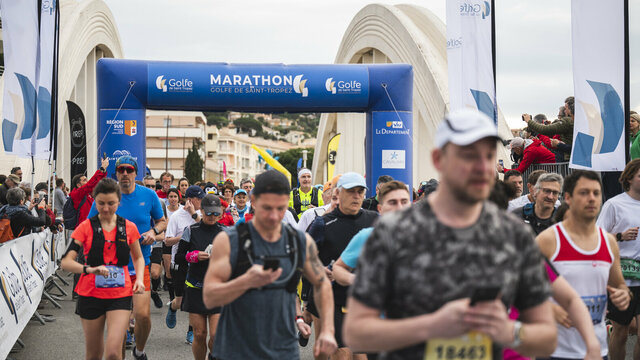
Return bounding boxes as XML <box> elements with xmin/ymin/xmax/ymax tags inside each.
<box><xmin>97</xmin><ymin>59</ymin><xmax>413</xmax><ymax>193</ymax></box>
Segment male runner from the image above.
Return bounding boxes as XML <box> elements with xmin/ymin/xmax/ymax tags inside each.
<box><xmin>538</xmin><ymin>170</ymin><xmax>631</xmax><ymax>360</ymax></box>
<box><xmin>344</xmin><ymin>109</ymin><xmax>556</xmax><ymax>359</ymax></box>
<box><xmin>503</xmin><ymin>170</ymin><xmax>524</xmax><ymax>199</ymax></box>
<box><xmin>88</xmin><ymin>156</ymin><xmax>166</xmax><ymax>360</ymax></box>
<box><xmin>597</xmin><ymin>159</ymin><xmax>640</xmax><ymax>360</ymax></box>
<box><xmin>203</xmin><ymin>170</ymin><xmax>337</xmax><ymax>359</ymax></box>
<box><xmin>290</xmin><ymin>168</ymin><xmax>324</xmax><ymax>219</ymax></box>
<box><xmin>511</xmin><ymin>173</ymin><xmax>563</xmax><ymax>235</ymax></box>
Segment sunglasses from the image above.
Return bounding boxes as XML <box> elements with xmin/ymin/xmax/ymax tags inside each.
<box><xmin>116</xmin><ymin>166</ymin><xmax>135</xmax><ymax>174</ymax></box>
<box><xmin>145</xmin><ymin>184</ymin><xmax>155</xmax><ymax>188</ymax></box>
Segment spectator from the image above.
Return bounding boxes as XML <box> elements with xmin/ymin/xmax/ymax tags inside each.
<box><xmin>54</xmin><ymin>178</ymin><xmax>66</xmax><ymax>216</ymax></box>
<box><xmin>177</xmin><ymin>177</ymin><xmax>189</xmax><ymax>198</ymax></box>
<box><xmin>68</xmin><ymin>158</ymin><xmax>109</xmax><ymax>227</ymax></box>
<box><xmin>489</xmin><ymin>180</ymin><xmax>517</xmax><ymax>210</ymax></box>
<box><xmin>497</xmin><ymin>137</ymin><xmax>555</xmax><ymax>175</ymax></box>
<box><xmin>508</xmin><ymin>170</ymin><xmax>551</xmax><ymax>211</ymax></box>
<box><xmin>557</xmin><ymin>106</ymin><xmax>565</xmax><ymax>121</ymax></box>
<box><xmin>1</xmin><ymin>187</ymin><xmax>50</xmax><ymax>237</ymax></box>
<box><xmin>417</xmin><ymin>179</ymin><xmax>438</xmax><ymax>200</ymax></box>
<box><xmin>629</xmin><ymin>111</ymin><xmax>640</xmax><ymax>160</ymax></box>
<box><xmin>533</xmin><ymin>114</ymin><xmax>549</xmax><ymax>125</ymax></box>
<box><xmin>362</xmin><ymin>175</ymin><xmax>393</xmax><ymax>212</ymax></box>
<box><xmin>0</xmin><ymin>174</ymin><xmax>20</xmax><ymax>205</ymax></box>
<box><xmin>157</xmin><ymin>171</ymin><xmax>174</xmax><ymax>199</ymax></box>
<box><xmin>11</xmin><ymin>167</ymin><xmax>23</xmax><ymax>182</ymax></box>
<box><xmin>523</xmin><ymin>96</ymin><xmax>575</xmax><ymax>160</ymax></box>
<box><xmin>503</xmin><ymin>170</ymin><xmax>524</xmax><ymax>199</ymax></box>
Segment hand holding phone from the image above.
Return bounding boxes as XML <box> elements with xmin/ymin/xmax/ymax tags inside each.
<box><xmin>470</xmin><ymin>286</ymin><xmax>501</xmax><ymax>306</ymax></box>
<box><xmin>263</xmin><ymin>257</ymin><xmax>280</xmax><ymax>271</ymax></box>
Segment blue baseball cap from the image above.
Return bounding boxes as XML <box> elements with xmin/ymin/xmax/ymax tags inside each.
<box><xmin>115</xmin><ymin>155</ymin><xmax>138</xmax><ymax>173</ymax></box>
<box><xmin>234</xmin><ymin>189</ymin><xmax>247</xmax><ymax>196</ymax></box>
<box><xmin>185</xmin><ymin>185</ymin><xmax>205</xmax><ymax>199</ymax></box>
<box><xmin>336</xmin><ymin>172</ymin><xmax>368</xmax><ymax>190</ymax></box>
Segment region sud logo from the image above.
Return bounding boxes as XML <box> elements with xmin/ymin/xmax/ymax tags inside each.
<box><xmin>386</xmin><ymin>121</ymin><xmax>403</xmax><ymax>129</ymax></box>
<box><xmin>125</xmin><ymin>120</ymin><xmax>137</xmax><ymax>136</ymax></box>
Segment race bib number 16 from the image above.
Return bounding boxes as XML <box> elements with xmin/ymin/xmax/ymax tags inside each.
<box><xmin>424</xmin><ymin>332</ymin><xmax>492</xmax><ymax>360</ymax></box>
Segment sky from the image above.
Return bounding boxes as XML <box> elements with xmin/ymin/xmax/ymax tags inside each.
<box><xmin>104</xmin><ymin>0</ymin><xmax>640</xmax><ymax>129</ymax></box>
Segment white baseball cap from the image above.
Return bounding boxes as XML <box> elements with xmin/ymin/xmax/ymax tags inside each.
<box><xmin>435</xmin><ymin>109</ymin><xmax>502</xmax><ymax>149</ymax></box>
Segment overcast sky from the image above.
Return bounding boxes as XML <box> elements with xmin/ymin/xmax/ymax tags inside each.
<box><xmin>105</xmin><ymin>0</ymin><xmax>639</xmax><ymax>129</ymax></box>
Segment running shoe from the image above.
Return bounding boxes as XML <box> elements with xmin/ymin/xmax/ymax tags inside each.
<box><xmin>132</xmin><ymin>348</ymin><xmax>148</xmax><ymax>360</ymax></box>
<box><xmin>151</xmin><ymin>290</ymin><xmax>163</xmax><ymax>308</ymax></box>
<box><xmin>185</xmin><ymin>330</ymin><xmax>193</xmax><ymax>345</ymax></box>
<box><xmin>166</xmin><ymin>306</ymin><xmax>177</xmax><ymax>329</ymax></box>
<box><xmin>125</xmin><ymin>330</ymin><xmax>135</xmax><ymax>349</ymax></box>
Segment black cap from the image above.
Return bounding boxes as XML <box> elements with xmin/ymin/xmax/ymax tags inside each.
<box><xmin>252</xmin><ymin>170</ymin><xmax>290</xmax><ymax>196</ymax></box>
<box><xmin>201</xmin><ymin>194</ymin><xmax>223</xmax><ymax>216</ymax></box>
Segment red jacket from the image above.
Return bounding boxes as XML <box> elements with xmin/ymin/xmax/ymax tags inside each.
<box><xmin>509</xmin><ymin>139</ymin><xmax>556</xmax><ymax>174</ymax></box>
<box><xmin>69</xmin><ymin>169</ymin><xmax>106</xmax><ymax>224</ymax></box>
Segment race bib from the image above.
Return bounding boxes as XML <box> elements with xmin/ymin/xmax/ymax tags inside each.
<box><xmin>95</xmin><ymin>265</ymin><xmax>126</xmax><ymax>288</ymax></box>
<box><xmin>424</xmin><ymin>332</ymin><xmax>492</xmax><ymax>360</ymax></box>
<box><xmin>581</xmin><ymin>295</ymin><xmax>607</xmax><ymax>324</ymax></box>
<box><xmin>620</xmin><ymin>258</ymin><xmax>640</xmax><ymax>280</ymax></box>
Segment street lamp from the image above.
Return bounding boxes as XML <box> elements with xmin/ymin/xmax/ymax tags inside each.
<box><xmin>165</xmin><ymin>115</ymin><xmax>170</xmax><ymax>173</ymax></box>
<box><xmin>302</xmin><ymin>149</ymin><xmax>308</xmax><ymax>169</ymax></box>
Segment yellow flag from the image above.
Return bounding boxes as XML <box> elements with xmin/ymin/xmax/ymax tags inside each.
<box><xmin>327</xmin><ymin>133</ymin><xmax>341</xmax><ymax>181</ymax></box>
<box><xmin>251</xmin><ymin>144</ymin><xmax>291</xmax><ymax>184</ymax></box>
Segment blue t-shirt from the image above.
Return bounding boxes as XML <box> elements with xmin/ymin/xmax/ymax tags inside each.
<box><xmin>88</xmin><ymin>184</ymin><xmax>164</xmax><ymax>270</ymax></box>
<box><xmin>341</xmin><ymin>227</ymin><xmax>374</xmax><ymax>269</ymax></box>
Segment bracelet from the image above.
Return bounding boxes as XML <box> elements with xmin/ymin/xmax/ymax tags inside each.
<box><xmin>296</xmin><ymin>316</ymin><xmax>304</xmax><ymax>324</ymax></box>
<box><xmin>83</xmin><ymin>265</ymin><xmax>88</xmax><ymax>274</ymax></box>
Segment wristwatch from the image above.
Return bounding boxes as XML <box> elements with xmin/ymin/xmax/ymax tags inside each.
<box><xmin>152</xmin><ymin>227</ymin><xmax>161</xmax><ymax>235</ymax></box>
<box><xmin>99</xmin><ymin>166</ymin><xmax>105</xmax><ymax>172</ymax></box>
<box><xmin>617</xmin><ymin>232</ymin><xmax>623</xmax><ymax>241</ymax></box>
<box><xmin>509</xmin><ymin>321</ymin><xmax>523</xmax><ymax>348</ymax></box>
<box><xmin>83</xmin><ymin>265</ymin><xmax>88</xmax><ymax>274</ymax></box>
<box><xmin>191</xmin><ymin>213</ymin><xmax>198</xmax><ymax>220</ymax></box>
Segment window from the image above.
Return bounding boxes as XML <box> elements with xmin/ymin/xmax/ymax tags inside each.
<box><xmin>208</xmin><ymin>134</ymin><xmax>214</xmax><ymax>140</ymax></box>
<box><xmin>242</xmin><ymin>158</ymin><xmax>250</xmax><ymax>168</ymax></box>
<box><xmin>163</xmin><ymin>118</ymin><xmax>172</xmax><ymax>127</ymax></box>
<box><xmin>162</xmin><ymin>140</ymin><xmax>172</xmax><ymax>148</ymax></box>
<box><xmin>208</xmin><ymin>151</ymin><xmax>215</xmax><ymax>158</ymax></box>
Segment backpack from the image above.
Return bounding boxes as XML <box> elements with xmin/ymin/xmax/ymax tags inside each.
<box><xmin>292</xmin><ymin>187</ymin><xmax>319</xmax><ymax>216</ymax></box>
<box><xmin>0</xmin><ymin>205</ymin><xmax>24</xmax><ymax>243</ymax></box>
<box><xmin>63</xmin><ymin>195</ymin><xmax>86</xmax><ymax>230</ymax></box>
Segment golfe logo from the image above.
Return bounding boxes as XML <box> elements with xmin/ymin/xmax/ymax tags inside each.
<box><xmin>293</xmin><ymin>75</ymin><xmax>308</xmax><ymax>97</ymax></box>
<box><xmin>156</xmin><ymin>75</ymin><xmax>167</xmax><ymax>92</ymax></box>
<box><xmin>325</xmin><ymin>78</ymin><xmax>336</xmax><ymax>94</ymax></box>
<box><xmin>460</xmin><ymin>1</ymin><xmax>491</xmax><ymax>19</ymax></box>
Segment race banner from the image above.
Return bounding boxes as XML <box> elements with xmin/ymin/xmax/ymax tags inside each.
<box><xmin>0</xmin><ymin>0</ymin><xmax>58</xmax><ymax>159</ymax></box>
<box><xmin>327</xmin><ymin>133</ymin><xmax>341</xmax><ymax>181</ymax></box>
<box><xmin>446</xmin><ymin>0</ymin><xmax>496</xmax><ymax>123</ymax></box>
<box><xmin>67</xmin><ymin>101</ymin><xmax>88</xmax><ymax>177</ymax></box>
<box><xmin>570</xmin><ymin>0</ymin><xmax>627</xmax><ymax>171</ymax></box>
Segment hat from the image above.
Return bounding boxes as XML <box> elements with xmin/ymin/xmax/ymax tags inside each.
<box><xmin>115</xmin><ymin>155</ymin><xmax>138</xmax><ymax>173</ymax></box>
<box><xmin>337</xmin><ymin>172</ymin><xmax>368</xmax><ymax>190</ymax></box>
<box><xmin>201</xmin><ymin>194</ymin><xmax>223</xmax><ymax>216</ymax></box>
<box><xmin>204</xmin><ymin>182</ymin><xmax>217</xmax><ymax>194</ymax></box>
<box><xmin>185</xmin><ymin>185</ymin><xmax>205</xmax><ymax>199</ymax></box>
<box><xmin>234</xmin><ymin>189</ymin><xmax>247</xmax><ymax>196</ymax></box>
<box><xmin>435</xmin><ymin>109</ymin><xmax>502</xmax><ymax>149</ymax></box>
<box><xmin>508</xmin><ymin>137</ymin><xmax>525</xmax><ymax>150</ymax></box>
<box><xmin>6</xmin><ymin>174</ymin><xmax>20</xmax><ymax>184</ymax></box>
<box><xmin>253</xmin><ymin>170</ymin><xmax>290</xmax><ymax>196</ymax></box>
<box><xmin>298</xmin><ymin>168</ymin><xmax>312</xmax><ymax>178</ymax></box>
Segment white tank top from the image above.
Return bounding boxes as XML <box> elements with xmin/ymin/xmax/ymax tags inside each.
<box><xmin>550</xmin><ymin>223</ymin><xmax>612</xmax><ymax>358</ymax></box>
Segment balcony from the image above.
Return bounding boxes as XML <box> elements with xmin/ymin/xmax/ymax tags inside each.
<box><xmin>146</xmin><ymin>148</ymin><xmax>192</xmax><ymax>158</ymax></box>
<box><xmin>147</xmin><ymin>126</ymin><xmax>203</xmax><ymax>138</ymax></box>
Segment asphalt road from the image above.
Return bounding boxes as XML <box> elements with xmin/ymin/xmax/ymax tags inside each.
<box><xmin>8</xmin><ymin>270</ymin><xmax>315</xmax><ymax>360</ymax></box>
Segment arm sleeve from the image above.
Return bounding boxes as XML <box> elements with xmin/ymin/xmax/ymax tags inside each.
<box><xmin>150</xmin><ymin>192</ymin><xmax>164</xmax><ymax>221</ymax></box>
<box><xmin>288</xmin><ymin>191</ymin><xmax>294</xmax><ymax>209</ymax></box>
<box><xmin>175</xmin><ymin>239</ymin><xmax>190</xmax><ymax>268</ymax></box>
<box><xmin>26</xmin><ymin>208</ymin><xmax>49</xmax><ymax>227</ymax></box>
<box><xmin>165</xmin><ymin>216</ymin><xmax>178</xmax><ymax>238</ymax></box>
<box><xmin>317</xmin><ymin>190</ymin><xmax>324</xmax><ymax>206</ymax></box>
<box><xmin>537</xmin><ymin>134</ymin><xmax>552</xmax><ymax>148</ymax></box>
<box><xmin>349</xmin><ymin>222</ymin><xmax>393</xmax><ymax>310</ymax></box>
<box><xmin>596</xmin><ymin>201</ymin><xmax>615</xmax><ymax>232</ymax></box>
<box><xmin>514</xmin><ymin>149</ymin><xmax>536</xmax><ymax>174</ymax></box>
<box><xmin>513</xmin><ymin>226</ymin><xmax>552</xmax><ymax>311</ymax></box>
<box><xmin>126</xmin><ymin>220</ymin><xmax>141</xmax><ymax>245</ymax></box>
<box><xmin>527</xmin><ymin>119</ymin><xmax>568</xmax><ymax>136</ymax></box>
<box><xmin>307</xmin><ymin>216</ymin><xmax>325</xmax><ymax>245</ymax></box>
<box><xmin>79</xmin><ymin>170</ymin><xmax>107</xmax><ymax>200</ymax></box>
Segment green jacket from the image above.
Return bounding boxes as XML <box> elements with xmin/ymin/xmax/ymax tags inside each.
<box><xmin>527</xmin><ymin>117</ymin><xmax>574</xmax><ymax>146</ymax></box>
<box><xmin>631</xmin><ymin>131</ymin><xmax>640</xmax><ymax>160</ymax></box>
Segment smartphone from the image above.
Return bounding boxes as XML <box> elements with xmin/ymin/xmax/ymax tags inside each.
<box><xmin>470</xmin><ymin>286</ymin><xmax>501</xmax><ymax>306</ymax></box>
<box><xmin>498</xmin><ymin>160</ymin><xmax>504</xmax><ymax>167</ymax></box>
<box><xmin>263</xmin><ymin>257</ymin><xmax>280</xmax><ymax>271</ymax></box>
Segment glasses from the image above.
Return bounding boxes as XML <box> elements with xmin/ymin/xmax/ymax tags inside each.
<box><xmin>116</xmin><ymin>166</ymin><xmax>135</xmax><ymax>174</ymax></box>
<box><xmin>541</xmin><ymin>188</ymin><xmax>560</xmax><ymax>197</ymax></box>
<box><xmin>145</xmin><ymin>184</ymin><xmax>155</xmax><ymax>188</ymax></box>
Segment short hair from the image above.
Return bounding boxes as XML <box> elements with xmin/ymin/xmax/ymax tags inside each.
<box><xmin>252</xmin><ymin>170</ymin><xmax>291</xmax><ymax>197</ymax></box>
<box><xmin>533</xmin><ymin>114</ymin><xmax>547</xmax><ymax>123</ymax></box>
<box><xmin>10</xmin><ymin>167</ymin><xmax>21</xmax><ymax>175</ymax></box>
<box><xmin>619</xmin><ymin>158</ymin><xmax>640</xmax><ymax>192</ymax></box>
<box><xmin>503</xmin><ymin>170</ymin><xmax>522</xmax><ymax>182</ymax></box>
<box><xmin>135</xmin><ymin>180</ymin><xmax>144</xmax><ymax>186</ymax></box>
<box><xmin>240</xmin><ymin>178</ymin><xmax>253</xmax><ymax>186</ymax></box>
<box><xmin>378</xmin><ymin>180</ymin><xmax>409</xmax><ymax>203</ymax></box>
<box><xmin>35</xmin><ymin>182</ymin><xmax>48</xmax><ymax>192</ymax></box>
<box><xmin>143</xmin><ymin>175</ymin><xmax>155</xmax><ymax>182</ymax></box>
<box><xmin>6</xmin><ymin>187</ymin><xmax>25</xmax><ymax>206</ymax></box>
<box><xmin>159</xmin><ymin>172</ymin><xmax>174</xmax><ymax>182</ymax></box>
<box><xmin>223</xmin><ymin>184</ymin><xmax>235</xmax><ymax>194</ymax></box>
<box><xmin>56</xmin><ymin>178</ymin><xmax>64</xmax><ymax>187</ymax></box>
<box><xmin>489</xmin><ymin>180</ymin><xmax>516</xmax><ymax>210</ymax></box>
<box><xmin>71</xmin><ymin>174</ymin><xmax>85</xmax><ymax>189</ymax></box>
<box><xmin>166</xmin><ymin>188</ymin><xmax>181</xmax><ymax>198</ymax></box>
<box><xmin>93</xmin><ymin>178</ymin><xmax>121</xmax><ymax>201</ymax></box>
<box><xmin>563</xmin><ymin>170</ymin><xmax>601</xmax><ymax>196</ymax></box>
<box><xmin>553</xmin><ymin>202</ymin><xmax>570</xmax><ymax>223</ymax></box>
<box><xmin>528</xmin><ymin>170</ymin><xmax>547</xmax><ymax>187</ymax></box>
<box><xmin>0</xmin><ymin>175</ymin><xmax>6</xmax><ymax>184</ymax></box>
<box><xmin>534</xmin><ymin>173</ymin><xmax>564</xmax><ymax>193</ymax></box>
<box><xmin>376</xmin><ymin>175</ymin><xmax>394</xmax><ymax>185</ymax></box>
<box><xmin>564</xmin><ymin>96</ymin><xmax>574</xmax><ymax>116</ymax></box>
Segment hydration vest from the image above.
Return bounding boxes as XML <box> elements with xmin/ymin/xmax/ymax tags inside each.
<box><xmin>87</xmin><ymin>215</ymin><xmax>130</xmax><ymax>267</ymax></box>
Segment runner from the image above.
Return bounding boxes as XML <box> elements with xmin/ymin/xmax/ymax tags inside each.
<box><xmin>297</xmin><ymin>175</ymin><xmax>340</xmax><ymax>233</ymax></box>
<box><xmin>175</xmin><ymin>194</ymin><xmax>225</xmax><ymax>360</ymax></box>
<box><xmin>343</xmin><ymin>109</ymin><xmax>556</xmax><ymax>359</ymax></box>
<box><xmin>165</xmin><ymin>185</ymin><xmax>205</xmax><ymax>345</ymax></box>
<box><xmin>290</xmin><ymin>168</ymin><xmax>324</xmax><ymax>219</ymax></box>
<box><xmin>87</xmin><ymin>156</ymin><xmax>166</xmax><ymax>360</ymax></box>
<box><xmin>307</xmin><ymin>171</ymin><xmax>378</xmax><ymax>360</ymax></box>
<box><xmin>163</xmin><ymin>188</ymin><xmax>182</xmax><ymax>302</ymax></box>
<box><xmin>537</xmin><ymin>170</ymin><xmax>631</xmax><ymax>360</ymax></box>
<box><xmin>596</xmin><ymin>159</ymin><xmax>640</xmax><ymax>360</ymax></box>
<box><xmin>361</xmin><ymin>175</ymin><xmax>394</xmax><ymax>212</ymax></box>
<box><xmin>511</xmin><ymin>173</ymin><xmax>563</xmax><ymax>235</ymax></box>
<box><xmin>178</xmin><ymin>178</ymin><xmax>190</xmax><ymax>199</ymax></box>
<box><xmin>202</xmin><ymin>170</ymin><xmax>338</xmax><ymax>359</ymax></box>
<box><xmin>61</xmin><ymin>178</ymin><xmax>145</xmax><ymax>360</ymax></box>
<box><xmin>143</xmin><ymin>175</ymin><xmax>166</xmax><ymax>309</ymax></box>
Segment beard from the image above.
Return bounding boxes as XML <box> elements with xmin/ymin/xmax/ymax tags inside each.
<box><xmin>448</xmin><ymin>178</ymin><xmax>492</xmax><ymax>205</ymax></box>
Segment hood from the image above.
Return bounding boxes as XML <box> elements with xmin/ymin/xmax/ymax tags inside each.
<box><xmin>1</xmin><ymin>204</ymin><xmax>29</xmax><ymax>217</ymax></box>
<box><xmin>524</xmin><ymin>138</ymin><xmax>537</xmax><ymax>150</ymax></box>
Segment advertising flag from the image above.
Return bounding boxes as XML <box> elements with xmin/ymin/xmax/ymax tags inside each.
<box><xmin>66</xmin><ymin>101</ymin><xmax>87</xmax><ymax>178</ymax></box>
<box><xmin>446</xmin><ymin>0</ymin><xmax>496</xmax><ymax>123</ymax></box>
<box><xmin>0</xmin><ymin>0</ymin><xmax>57</xmax><ymax>159</ymax></box>
<box><xmin>327</xmin><ymin>133</ymin><xmax>341</xmax><ymax>181</ymax></box>
<box><xmin>569</xmin><ymin>0</ymin><xmax>626</xmax><ymax>171</ymax></box>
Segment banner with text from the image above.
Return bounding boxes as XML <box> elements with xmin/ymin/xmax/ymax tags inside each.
<box><xmin>67</xmin><ymin>101</ymin><xmax>87</xmax><ymax>177</ymax></box>
<box><xmin>570</xmin><ymin>0</ymin><xmax>626</xmax><ymax>171</ymax></box>
<box><xmin>446</xmin><ymin>0</ymin><xmax>496</xmax><ymax>123</ymax></box>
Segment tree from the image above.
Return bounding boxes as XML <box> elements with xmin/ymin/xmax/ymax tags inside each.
<box><xmin>234</xmin><ymin>116</ymin><xmax>263</xmax><ymax>136</ymax></box>
<box><xmin>274</xmin><ymin>147</ymin><xmax>314</xmax><ymax>188</ymax></box>
<box><xmin>184</xmin><ymin>144</ymin><xmax>203</xmax><ymax>184</ymax></box>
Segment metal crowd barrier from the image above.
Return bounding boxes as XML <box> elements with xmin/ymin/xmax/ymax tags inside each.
<box><xmin>520</xmin><ymin>162</ymin><xmax>571</xmax><ymax>195</ymax></box>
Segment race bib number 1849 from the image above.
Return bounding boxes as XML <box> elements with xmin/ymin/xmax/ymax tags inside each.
<box><xmin>424</xmin><ymin>332</ymin><xmax>492</xmax><ymax>360</ymax></box>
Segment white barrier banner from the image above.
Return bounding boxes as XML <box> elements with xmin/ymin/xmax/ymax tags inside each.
<box><xmin>0</xmin><ymin>231</ymin><xmax>64</xmax><ymax>359</ymax></box>
<box><xmin>569</xmin><ymin>0</ymin><xmax>626</xmax><ymax>171</ymax></box>
<box><xmin>446</xmin><ymin>0</ymin><xmax>496</xmax><ymax>122</ymax></box>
